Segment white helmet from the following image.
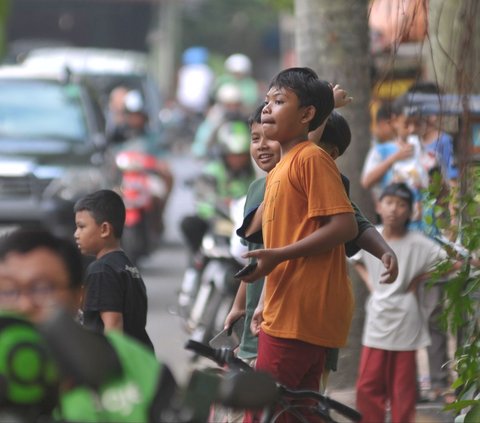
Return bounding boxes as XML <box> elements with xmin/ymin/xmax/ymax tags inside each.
<box><xmin>217</xmin><ymin>121</ymin><xmax>250</xmax><ymax>155</ymax></box>
<box><xmin>224</xmin><ymin>53</ymin><xmax>252</xmax><ymax>75</ymax></box>
<box><xmin>124</xmin><ymin>90</ymin><xmax>144</xmax><ymax>113</ymax></box>
<box><xmin>216</xmin><ymin>83</ymin><xmax>242</xmax><ymax>104</ymax></box>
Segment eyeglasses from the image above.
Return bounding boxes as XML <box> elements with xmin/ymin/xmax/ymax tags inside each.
<box><xmin>0</xmin><ymin>282</ymin><xmax>64</xmax><ymax>307</ymax></box>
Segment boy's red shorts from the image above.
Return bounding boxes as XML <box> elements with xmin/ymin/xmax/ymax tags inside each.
<box><xmin>244</xmin><ymin>329</ymin><xmax>327</xmax><ymax>423</ymax></box>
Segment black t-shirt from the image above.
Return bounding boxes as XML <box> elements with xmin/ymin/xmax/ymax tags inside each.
<box><xmin>82</xmin><ymin>251</ymin><xmax>154</xmax><ymax>352</ymax></box>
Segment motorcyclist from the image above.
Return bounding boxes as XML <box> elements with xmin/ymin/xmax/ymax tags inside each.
<box><xmin>191</xmin><ymin>83</ymin><xmax>247</xmax><ymax>159</ymax></box>
<box><xmin>0</xmin><ymin>228</ymin><xmax>175</xmax><ymax>422</ymax></box>
<box><xmin>211</xmin><ymin>53</ymin><xmax>259</xmax><ymax>115</ymax></box>
<box><xmin>114</xmin><ymin>90</ymin><xmax>174</xmax><ymax>239</ymax></box>
<box><xmin>181</xmin><ymin>120</ymin><xmax>256</xmax><ymax>257</ymax></box>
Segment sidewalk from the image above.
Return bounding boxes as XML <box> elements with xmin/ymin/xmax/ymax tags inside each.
<box><xmin>327</xmin><ymin>388</ymin><xmax>456</xmax><ymax>423</ymax></box>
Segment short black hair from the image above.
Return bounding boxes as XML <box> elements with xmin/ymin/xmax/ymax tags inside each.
<box><xmin>407</xmin><ymin>81</ymin><xmax>441</xmax><ymax>95</ymax></box>
<box><xmin>319</xmin><ymin>111</ymin><xmax>351</xmax><ymax>157</ymax></box>
<box><xmin>248</xmin><ymin>103</ymin><xmax>264</xmax><ymax>128</ymax></box>
<box><xmin>391</xmin><ymin>94</ymin><xmax>409</xmax><ymax>116</ymax></box>
<box><xmin>0</xmin><ymin>228</ymin><xmax>83</xmax><ymax>289</ymax></box>
<box><xmin>376</xmin><ymin>101</ymin><xmax>393</xmax><ymax>122</ymax></box>
<box><xmin>74</xmin><ymin>190</ymin><xmax>125</xmax><ymax>238</ymax></box>
<box><xmin>268</xmin><ymin>67</ymin><xmax>334</xmax><ymax>131</ymax></box>
<box><xmin>379</xmin><ymin>182</ymin><xmax>414</xmax><ymax>210</ymax></box>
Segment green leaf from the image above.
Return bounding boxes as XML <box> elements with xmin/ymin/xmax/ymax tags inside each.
<box><xmin>465</xmin><ymin>404</ymin><xmax>480</xmax><ymax>423</ymax></box>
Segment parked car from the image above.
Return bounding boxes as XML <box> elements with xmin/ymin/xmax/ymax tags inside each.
<box><xmin>22</xmin><ymin>47</ymin><xmax>165</xmax><ymax>148</ymax></box>
<box><xmin>0</xmin><ymin>64</ymin><xmax>119</xmax><ymax>238</ymax></box>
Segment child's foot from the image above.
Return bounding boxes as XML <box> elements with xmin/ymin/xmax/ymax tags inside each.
<box><xmin>420</xmin><ymin>388</ymin><xmax>456</xmax><ymax>404</ymax></box>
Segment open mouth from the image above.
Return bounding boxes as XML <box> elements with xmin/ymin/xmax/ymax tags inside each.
<box><xmin>257</xmin><ymin>153</ymin><xmax>273</xmax><ymax>163</ymax></box>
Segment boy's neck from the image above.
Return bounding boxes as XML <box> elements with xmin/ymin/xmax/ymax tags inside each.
<box><xmin>382</xmin><ymin>225</ymin><xmax>408</xmax><ymax>240</ymax></box>
<box><xmin>96</xmin><ymin>239</ymin><xmax>123</xmax><ymax>259</ymax></box>
<box><xmin>280</xmin><ymin>136</ymin><xmax>310</xmax><ymax>155</ymax></box>
<box><xmin>422</xmin><ymin>127</ymin><xmax>440</xmax><ymax>144</ymax></box>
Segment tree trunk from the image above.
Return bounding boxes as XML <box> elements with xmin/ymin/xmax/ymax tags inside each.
<box><xmin>294</xmin><ymin>0</ymin><xmax>372</xmax><ymax>389</ymax></box>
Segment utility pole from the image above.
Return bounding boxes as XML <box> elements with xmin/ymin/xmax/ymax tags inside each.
<box><xmin>148</xmin><ymin>0</ymin><xmax>180</xmax><ymax>99</ymax></box>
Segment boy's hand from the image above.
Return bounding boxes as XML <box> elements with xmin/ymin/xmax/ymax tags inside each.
<box><xmin>333</xmin><ymin>84</ymin><xmax>353</xmax><ymax>109</ymax></box>
<box><xmin>240</xmin><ymin>248</ymin><xmax>282</xmax><ymax>283</ymax></box>
<box><xmin>380</xmin><ymin>252</ymin><xmax>398</xmax><ymax>284</ymax></box>
<box><xmin>250</xmin><ymin>306</ymin><xmax>264</xmax><ymax>336</ymax></box>
<box><xmin>391</xmin><ymin>143</ymin><xmax>414</xmax><ymax>161</ymax></box>
<box><xmin>224</xmin><ymin>308</ymin><xmax>245</xmax><ymax>330</ymax></box>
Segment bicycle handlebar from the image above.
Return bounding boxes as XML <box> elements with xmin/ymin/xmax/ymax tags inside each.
<box><xmin>185</xmin><ymin>339</ymin><xmax>362</xmax><ymax>422</ymax></box>
<box><xmin>185</xmin><ymin>339</ymin><xmax>251</xmax><ymax>371</ymax></box>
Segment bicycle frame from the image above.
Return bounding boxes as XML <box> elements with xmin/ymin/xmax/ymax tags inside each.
<box><xmin>184</xmin><ymin>340</ymin><xmax>361</xmax><ymax>423</ymax></box>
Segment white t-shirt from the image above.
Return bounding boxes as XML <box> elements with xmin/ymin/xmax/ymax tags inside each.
<box><xmin>362</xmin><ymin>135</ymin><xmax>428</xmax><ymax>202</ymax></box>
<box><xmin>350</xmin><ymin>227</ymin><xmax>446</xmax><ymax>351</ymax></box>
<box><xmin>176</xmin><ymin>64</ymin><xmax>214</xmax><ymax>113</ymax></box>
<box><xmin>229</xmin><ymin>196</ymin><xmax>248</xmax><ymax>265</ymax></box>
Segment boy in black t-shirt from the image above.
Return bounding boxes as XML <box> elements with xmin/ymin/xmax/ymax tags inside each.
<box><xmin>74</xmin><ymin>189</ymin><xmax>154</xmax><ymax>351</ymax></box>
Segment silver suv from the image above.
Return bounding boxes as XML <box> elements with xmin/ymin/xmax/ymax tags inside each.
<box><xmin>0</xmin><ymin>65</ymin><xmax>119</xmax><ymax>238</ymax></box>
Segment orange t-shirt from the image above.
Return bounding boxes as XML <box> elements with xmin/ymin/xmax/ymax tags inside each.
<box><xmin>262</xmin><ymin>141</ymin><xmax>355</xmax><ymax>347</ymax></box>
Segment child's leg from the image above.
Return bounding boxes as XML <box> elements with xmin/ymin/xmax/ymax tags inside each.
<box><xmin>244</xmin><ymin>329</ymin><xmax>326</xmax><ymax>423</ymax></box>
<box><xmin>255</xmin><ymin>329</ymin><xmax>326</xmax><ymax>390</ymax></box>
<box><xmin>356</xmin><ymin>346</ymin><xmax>388</xmax><ymax>423</ymax></box>
<box><xmin>389</xmin><ymin>350</ymin><xmax>416</xmax><ymax>423</ymax></box>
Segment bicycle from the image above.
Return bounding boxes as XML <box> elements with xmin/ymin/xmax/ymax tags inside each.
<box><xmin>185</xmin><ymin>339</ymin><xmax>362</xmax><ymax>423</ymax></box>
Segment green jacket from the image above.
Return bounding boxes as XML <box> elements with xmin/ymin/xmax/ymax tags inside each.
<box><xmin>57</xmin><ymin>332</ymin><xmax>163</xmax><ymax>422</ymax></box>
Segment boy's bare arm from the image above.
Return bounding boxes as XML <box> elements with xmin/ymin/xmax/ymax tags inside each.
<box><xmin>224</xmin><ymin>281</ymin><xmax>246</xmax><ymax>329</ymax></box>
<box><xmin>356</xmin><ymin>227</ymin><xmax>398</xmax><ymax>284</ymax></box>
<box><xmin>250</xmin><ymin>282</ymin><xmax>266</xmax><ymax>336</ymax></box>
<box><xmin>361</xmin><ymin>144</ymin><xmax>413</xmax><ymax>188</ymax></box>
<box><xmin>353</xmin><ymin>262</ymin><xmax>373</xmax><ymax>292</ymax></box>
<box><xmin>309</xmin><ymin>84</ymin><xmax>352</xmax><ymax>143</ymax></box>
<box><xmin>244</xmin><ymin>202</ymin><xmax>264</xmax><ymax>237</ymax></box>
<box><xmin>100</xmin><ymin>311</ymin><xmax>124</xmax><ymax>332</ymax></box>
<box><xmin>241</xmin><ymin>212</ymin><xmax>357</xmax><ymax>282</ymax></box>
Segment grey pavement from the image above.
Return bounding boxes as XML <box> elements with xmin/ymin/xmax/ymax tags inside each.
<box><xmin>327</xmin><ymin>388</ymin><xmax>455</xmax><ymax>422</ymax></box>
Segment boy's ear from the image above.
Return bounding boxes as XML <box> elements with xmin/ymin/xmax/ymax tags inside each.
<box><xmin>330</xmin><ymin>146</ymin><xmax>340</xmax><ymax>161</ymax></box>
<box><xmin>301</xmin><ymin>105</ymin><xmax>316</xmax><ymax>124</ymax></box>
<box><xmin>100</xmin><ymin>222</ymin><xmax>112</xmax><ymax>238</ymax></box>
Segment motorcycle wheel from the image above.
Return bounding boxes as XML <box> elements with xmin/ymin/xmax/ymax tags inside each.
<box><xmin>190</xmin><ymin>272</ymin><xmax>238</xmax><ymax>345</ymax></box>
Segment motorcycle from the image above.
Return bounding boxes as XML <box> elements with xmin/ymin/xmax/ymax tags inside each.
<box><xmin>115</xmin><ymin>148</ymin><xmax>171</xmax><ymax>264</ymax></box>
<box><xmin>178</xmin><ymin>199</ymin><xmax>244</xmax><ymax>346</ymax></box>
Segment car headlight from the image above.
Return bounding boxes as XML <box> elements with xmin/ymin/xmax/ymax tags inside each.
<box><xmin>43</xmin><ymin>167</ymin><xmax>107</xmax><ymax>201</ymax></box>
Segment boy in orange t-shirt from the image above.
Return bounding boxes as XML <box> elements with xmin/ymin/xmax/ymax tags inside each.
<box><xmin>240</xmin><ymin>67</ymin><xmax>358</xmax><ymax>420</ymax></box>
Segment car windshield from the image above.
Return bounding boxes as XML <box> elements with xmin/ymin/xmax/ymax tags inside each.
<box><xmin>0</xmin><ymin>80</ymin><xmax>88</xmax><ymax>141</ymax></box>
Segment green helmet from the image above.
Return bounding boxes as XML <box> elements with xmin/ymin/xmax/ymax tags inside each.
<box><xmin>217</xmin><ymin>121</ymin><xmax>250</xmax><ymax>155</ymax></box>
<box><xmin>0</xmin><ymin>312</ymin><xmax>59</xmax><ymax>418</ymax></box>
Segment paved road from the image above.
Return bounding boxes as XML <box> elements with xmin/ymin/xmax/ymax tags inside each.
<box><xmin>142</xmin><ymin>151</ymin><xmax>203</xmax><ymax>385</ymax></box>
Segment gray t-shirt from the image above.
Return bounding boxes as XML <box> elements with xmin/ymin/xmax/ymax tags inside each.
<box><xmin>351</xmin><ymin>227</ymin><xmax>446</xmax><ymax>351</ymax></box>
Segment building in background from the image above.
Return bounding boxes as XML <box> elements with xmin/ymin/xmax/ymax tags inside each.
<box><xmin>5</xmin><ymin>0</ymin><xmax>156</xmax><ymax>63</ymax></box>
